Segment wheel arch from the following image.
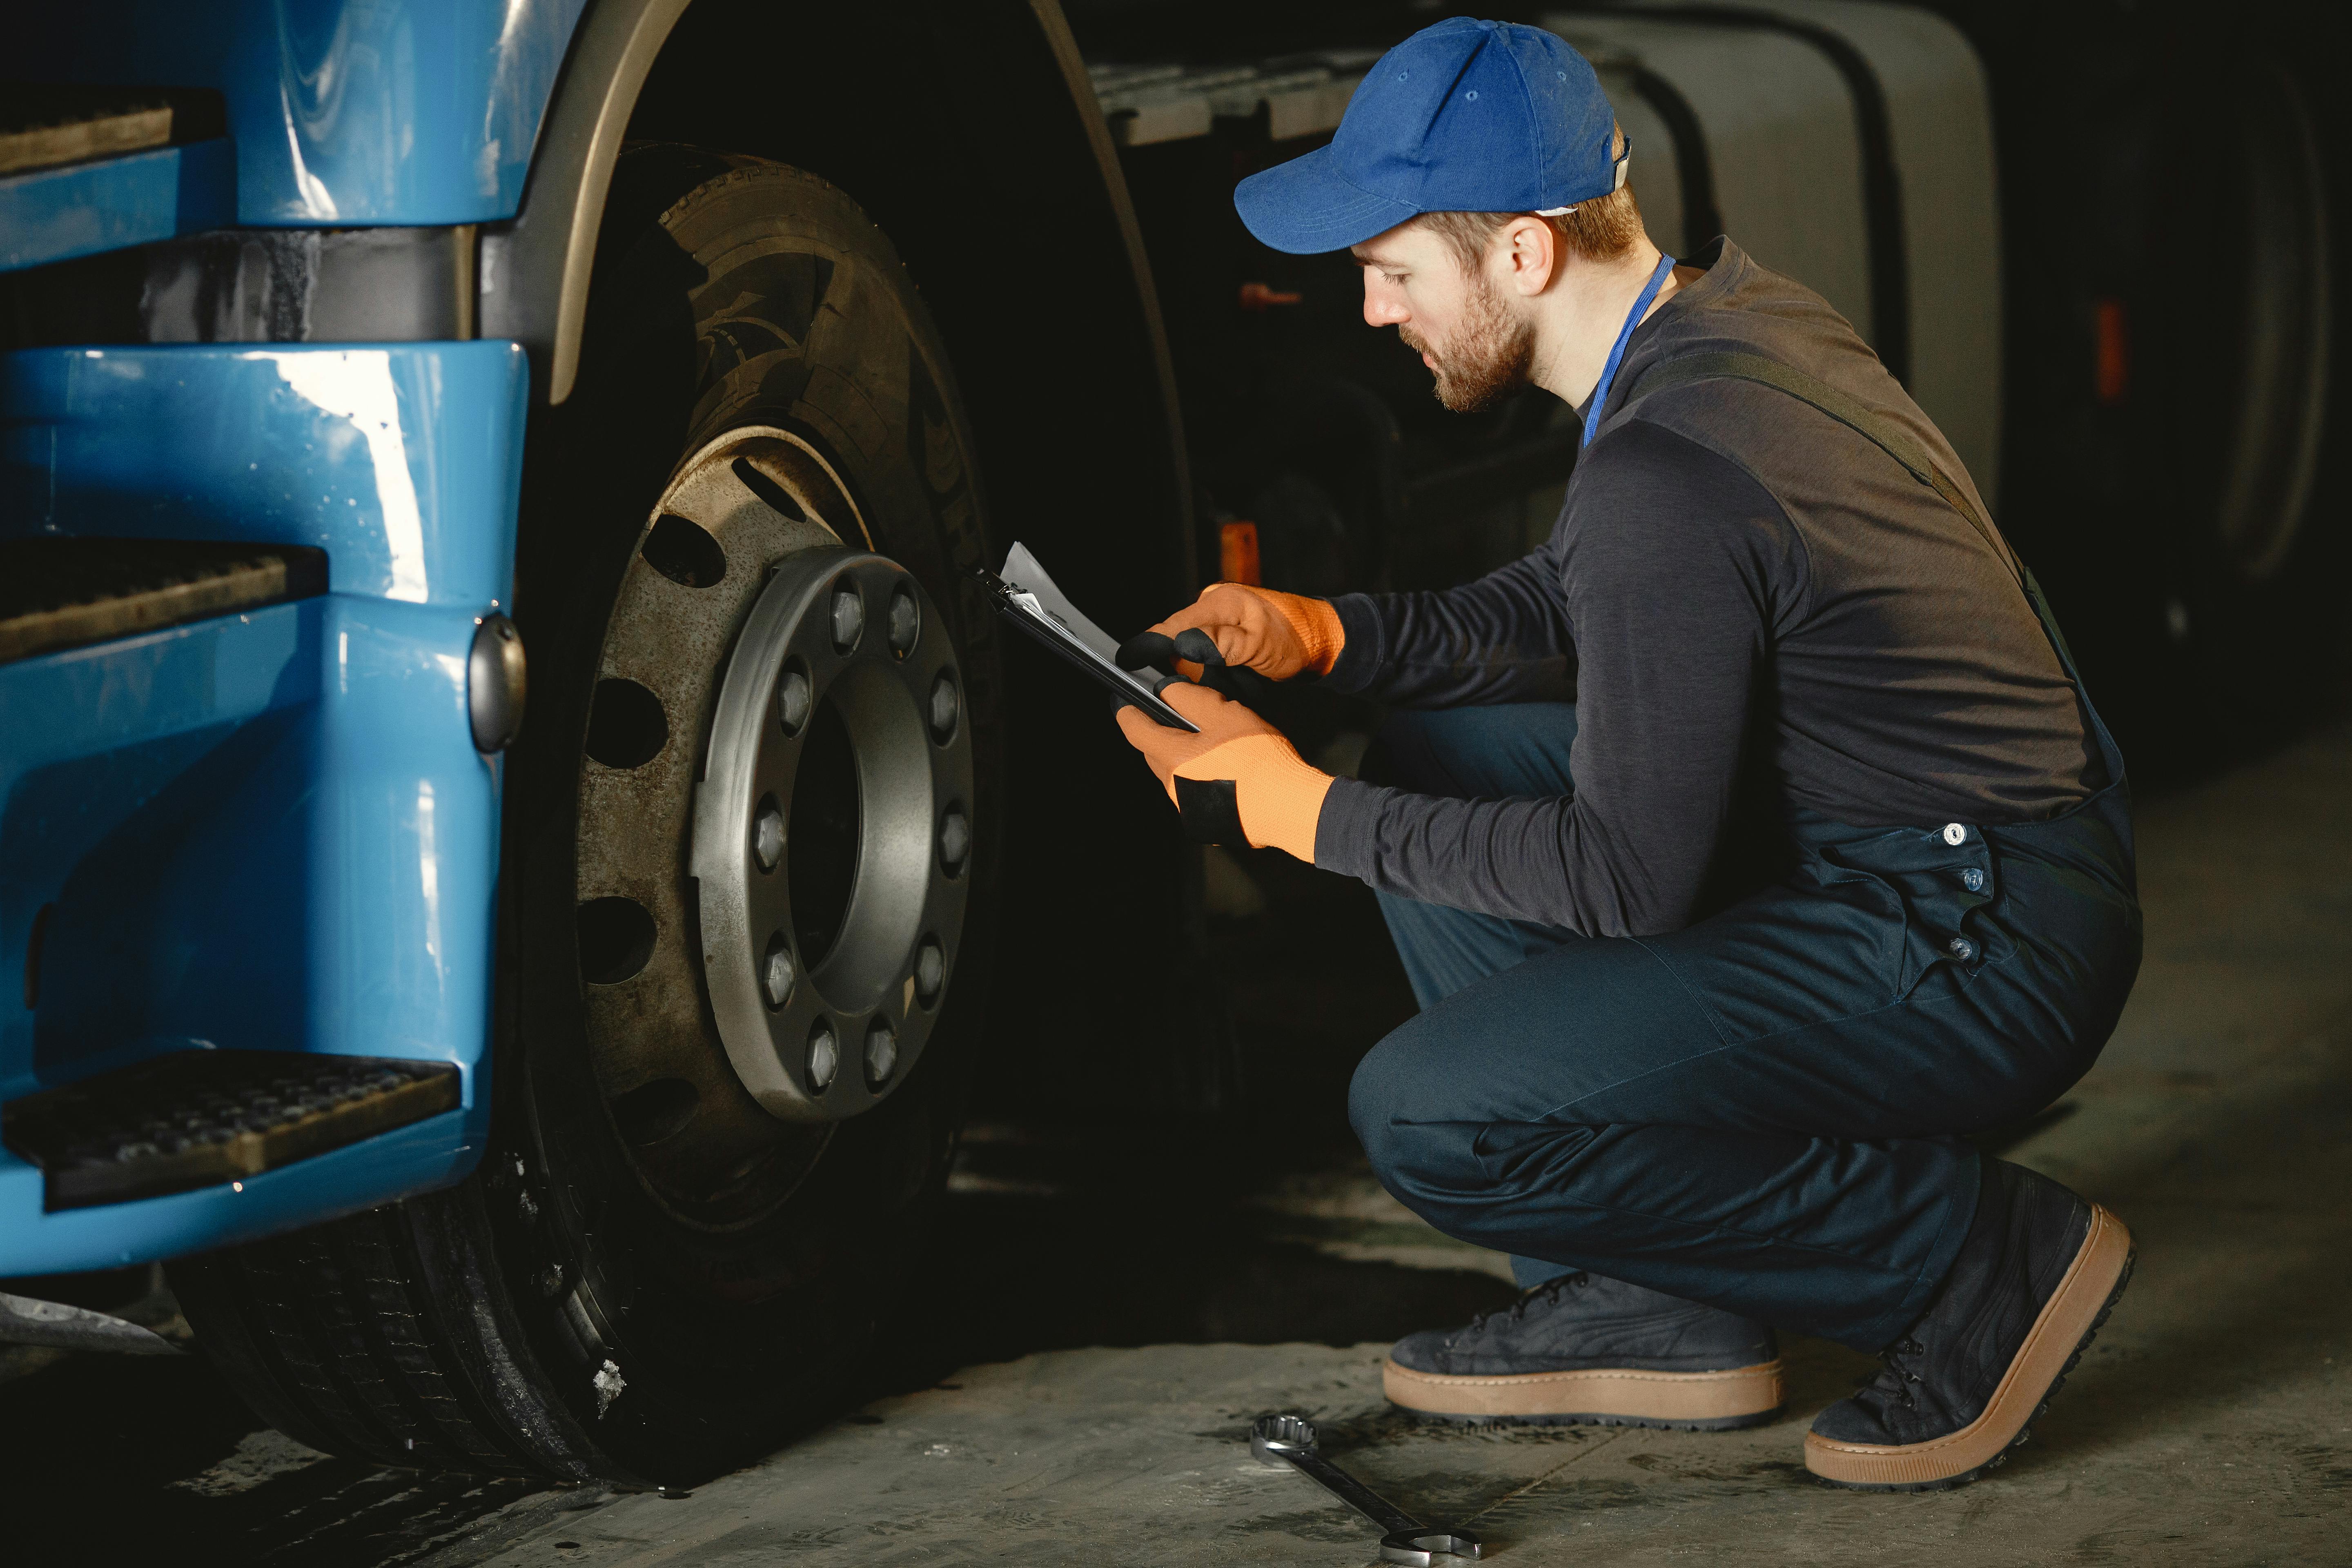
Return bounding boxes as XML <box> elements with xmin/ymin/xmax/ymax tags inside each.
<box><xmin>489</xmin><ymin>1</ymin><xmax>1205</xmax><ymax>1101</ymax></box>
<box><xmin>479</xmin><ymin>0</ymin><xmax>1193</xmax><ymax>617</ymax></box>
<box><xmin>477</xmin><ymin>0</ymin><xmax>695</xmax><ymax>409</ymax></box>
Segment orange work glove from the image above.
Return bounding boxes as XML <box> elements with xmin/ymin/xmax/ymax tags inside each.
<box><xmin>1140</xmin><ymin>583</ymin><xmax>1344</xmax><ymax>681</ymax></box>
<box><xmin>1114</xmin><ymin>681</ymin><xmax>1333</xmax><ymax>862</ymax></box>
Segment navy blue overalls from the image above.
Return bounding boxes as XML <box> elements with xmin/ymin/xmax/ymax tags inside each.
<box><xmin>1348</xmin><ymin>354</ymin><xmax>2142</xmax><ymax>1351</ymax></box>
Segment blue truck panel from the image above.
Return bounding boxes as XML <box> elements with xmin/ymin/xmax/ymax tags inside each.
<box><xmin>6</xmin><ymin>344</ymin><xmax>526</xmax><ymax>606</ymax></box>
<box><xmin>0</xmin><ymin>342</ymin><xmax>527</xmax><ymax>1271</ymax></box>
<box><xmin>0</xmin><ymin>140</ymin><xmax>237</xmax><ymax>274</ymax></box>
<box><xmin>10</xmin><ymin>0</ymin><xmax>591</xmax><ymax>227</ymax></box>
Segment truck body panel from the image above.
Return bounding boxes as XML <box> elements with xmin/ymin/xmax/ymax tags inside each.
<box><xmin>11</xmin><ymin>1</ymin><xmax>590</xmax><ymax>227</ymax></box>
<box><xmin>0</xmin><ymin>139</ymin><xmax>236</xmax><ymax>273</ymax></box>
<box><xmin>1</xmin><ymin>341</ymin><xmax>524</xmax><ymax>1270</ymax></box>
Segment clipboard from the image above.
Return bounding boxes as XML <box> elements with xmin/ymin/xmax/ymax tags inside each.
<box><xmin>979</xmin><ymin>543</ymin><xmax>1200</xmax><ymax>732</ymax></box>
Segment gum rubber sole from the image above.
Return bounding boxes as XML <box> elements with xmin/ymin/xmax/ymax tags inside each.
<box><xmin>1393</xmin><ymin>1404</ymin><xmax>1785</xmax><ymax>1433</ymax></box>
<box><xmin>1383</xmin><ymin>1357</ymin><xmax>1786</xmax><ymax>1430</ymax></box>
<box><xmin>1804</xmin><ymin>1205</ymin><xmax>2135</xmax><ymax>1492</ymax></box>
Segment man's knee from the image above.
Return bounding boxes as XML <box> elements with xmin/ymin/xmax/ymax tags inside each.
<box><xmin>1348</xmin><ymin>1031</ymin><xmax>1423</xmax><ymax>1178</ymax></box>
<box><xmin>1348</xmin><ymin>1026</ymin><xmax>1478</xmax><ymax>1196</ymax></box>
<box><xmin>1350</xmin><ymin>1025</ymin><xmax>1619</xmax><ymax>1257</ymax></box>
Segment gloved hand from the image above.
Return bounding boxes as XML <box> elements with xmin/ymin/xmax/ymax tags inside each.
<box><xmin>1114</xmin><ymin>681</ymin><xmax>1333</xmax><ymax>862</ymax></box>
<box><xmin>1119</xmin><ymin>583</ymin><xmax>1344</xmax><ymax>682</ymax></box>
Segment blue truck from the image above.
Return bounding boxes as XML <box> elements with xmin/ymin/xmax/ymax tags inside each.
<box><xmin>2</xmin><ymin>0</ymin><xmax>2341</xmax><ymax>1486</ymax></box>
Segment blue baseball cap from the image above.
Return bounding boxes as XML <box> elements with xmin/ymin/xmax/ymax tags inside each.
<box><xmin>1236</xmin><ymin>18</ymin><xmax>1625</xmax><ymax>255</ymax></box>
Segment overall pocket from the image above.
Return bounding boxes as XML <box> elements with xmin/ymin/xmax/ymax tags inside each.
<box><xmin>1806</xmin><ymin>819</ymin><xmax>2008</xmax><ymax>1000</ymax></box>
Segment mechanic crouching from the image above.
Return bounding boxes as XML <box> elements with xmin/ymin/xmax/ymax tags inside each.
<box><xmin>1113</xmin><ymin>19</ymin><xmax>2140</xmax><ymax>1492</ymax></box>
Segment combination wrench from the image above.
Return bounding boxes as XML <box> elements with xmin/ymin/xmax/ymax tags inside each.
<box><xmin>1249</xmin><ymin>1414</ymin><xmax>1483</xmax><ymax>1565</ymax></box>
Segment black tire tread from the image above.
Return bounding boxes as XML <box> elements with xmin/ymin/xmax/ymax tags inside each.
<box><xmin>171</xmin><ymin>1200</ymin><xmax>569</xmax><ymax>1478</ymax></box>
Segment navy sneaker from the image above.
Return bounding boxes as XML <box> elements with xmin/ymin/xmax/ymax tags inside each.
<box><xmin>1806</xmin><ymin>1160</ymin><xmax>2135</xmax><ymax>1490</ymax></box>
<box><xmin>1384</xmin><ymin>1271</ymin><xmax>1784</xmax><ymax>1429</ymax></box>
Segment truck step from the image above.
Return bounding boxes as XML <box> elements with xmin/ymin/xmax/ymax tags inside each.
<box><xmin>0</xmin><ymin>539</ymin><xmax>328</xmax><ymax>666</ymax></box>
<box><xmin>2</xmin><ymin>1051</ymin><xmax>461</xmax><ymax>1211</ymax></box>
<box><xmin>0</xmin><ymin>87</ymin><xmax>223</xmax><ymax>178</ymax></box>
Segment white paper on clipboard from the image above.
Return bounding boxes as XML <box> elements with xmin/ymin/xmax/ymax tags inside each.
<box><xmin>1002</xmin><ymin>543</ymin><xmax>1126</xmax><ymax>660</ymax></box>
<box><xmin>997</xmin><ymin>542</ymin><xmax>1198</xmax><ymax>731</ymax></box>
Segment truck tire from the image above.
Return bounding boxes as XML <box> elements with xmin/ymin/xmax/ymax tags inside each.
<box><xmin>169</xmin><ymin>149</ymin><xmax>1004</xmax><ymax>1485</ymax></box>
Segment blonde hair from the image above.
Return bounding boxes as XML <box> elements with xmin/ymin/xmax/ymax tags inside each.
<box><xmin>1415</xmin><ymin>123</ymin><xmax>1643</xmax><ymax>271</ymax></box>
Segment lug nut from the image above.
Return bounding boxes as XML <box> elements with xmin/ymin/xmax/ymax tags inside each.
<box><xmin>831</xmin><ymin>588</ymin><xmax>864</xmax><ymax>651</ymax></box>
<box><xmin>939</xmin><ymin>809</ymin><xmax>970</xmax><ymax>871</ymax></box>
<box><xmin>929</xmin><ymin>675</ymin><xmax>959</xmax><ymax>741</ymax></box>
<box><xmin>865</xmin><ymin>1019</ymin><xmax>899</xmax><ymax>1085</ymax></box>
<box><xmin>762</xmin><ymin>934</ymin><xmax>796</xmax><ymax>1009</ymax></box>
<box><xmin>777</xmin><ymin>668</ymin><xmax>812</xmax><ymax>733</ymax></box>
<box><xmin>915</xmin><ymin>937</ymin><xmax>945</xmax><ymax>1004</ymax></box>
<box><xmin>808</xmin><ymin>1020</ymin><xmax>839</xmax><ymax>1089</ymax></box>
<box><xmin>753</xmin><ymin>797</ymin><xmax>784</xmax><ymax>871</ymax></box>
<box><xmin>888</xmin><ymin>589</ymin><xmax>920</xmax><ymax>656</ymax></box>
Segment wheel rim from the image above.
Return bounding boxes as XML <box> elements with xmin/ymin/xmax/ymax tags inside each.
<box><xmin>693</xmin><ymin>546</ymin><xmax>971</xmax><ymax>1122</ymax></box>
<box><xmin>575</xmin><ymin>425</ymin><xmax>972</xmax><ymax>1223</ymax></box>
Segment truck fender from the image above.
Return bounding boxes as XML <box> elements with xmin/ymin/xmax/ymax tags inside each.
<box><xmin>477</xmin><ymin>0</ymin><xmax>696</xmax><ymax>408</ymax></box>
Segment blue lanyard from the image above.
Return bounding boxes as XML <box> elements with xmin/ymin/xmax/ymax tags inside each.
<box><xmin>1581</xmin><ymin>252</ymin><xmax>1678</xmax><ymax>449</ymax></box>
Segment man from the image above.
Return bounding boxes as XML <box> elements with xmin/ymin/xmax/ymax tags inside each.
<box><xmin>1113</xmin><ymin>18</ymin><xmax>2140</xmax><ymax>1491</ymax></box>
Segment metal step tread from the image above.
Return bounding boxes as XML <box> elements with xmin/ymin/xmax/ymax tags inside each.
<box><xmin>0</xmin><ymin>538</ymin><xmax>328</xmax><ymax>665</ymax></box>
<box><xmin>3</xmin><ymin>1050</ymin><xmax>461</xmax><ymax>1211</ymax></box>
<box><xmin>0</xmin><ymin>87</ymin><xmax>225</xmax><ymax>179</ymax></box>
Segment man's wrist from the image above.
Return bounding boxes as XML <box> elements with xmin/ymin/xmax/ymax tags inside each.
<box><xmin>1243</xmin><ymin>751</ymin><xmax>1335</xmax><ymax>863</ymax></box>
<box><xmin>1320</xmin><ymin>594</ymin><xmax>1388</xmax><ymax>693</ymax></box>
<box><xmin>1274</xmin><ymin>593</ymin><xmax>1347</xmax><ymax>677</ymax></box>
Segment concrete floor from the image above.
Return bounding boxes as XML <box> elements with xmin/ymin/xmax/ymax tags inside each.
<box><xmin>6</xmin><ymin>726</ymin><xmax>2348</xmax><ymax>1564</ymax></box>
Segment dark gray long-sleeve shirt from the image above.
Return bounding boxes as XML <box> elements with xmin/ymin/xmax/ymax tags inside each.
<box><xmin>1312</xmin><ymin>240</ymin><xmax>2098</xmax><ymax>938</ymax></box>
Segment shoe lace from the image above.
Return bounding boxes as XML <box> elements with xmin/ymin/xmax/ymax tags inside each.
<box><xmin>1467</xmin><ymin>1270</ymin><xmax>1591</xmax><ymax>1334</ymax></box>
<box><xmin>1860</xmin><ymin>1334</ymin><xmax>1927</xmax><ymax>1412</ymax></box>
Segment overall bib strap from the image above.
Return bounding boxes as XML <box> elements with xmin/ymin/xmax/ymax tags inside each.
<box><xmin>1620</xmin><ymin>348</ymin><xmax>2136</xmax><ymax>894</ymax></box>
<box><xmin>1622</xmin><ymin>352</ymin><xmax>2089</xmax><ymax>694</ymax></box>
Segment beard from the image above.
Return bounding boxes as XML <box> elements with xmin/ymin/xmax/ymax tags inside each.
<box><xmin>1399</xmin><ymin>274</ymin><xmax>1535</xmax><ymax>414</ymax></box>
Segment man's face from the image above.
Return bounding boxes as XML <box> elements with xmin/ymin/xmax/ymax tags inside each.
<box><xmin>1353</xmin><ymin>221</ymin><xmax>1534</xmax><ymax>414</ymax></box>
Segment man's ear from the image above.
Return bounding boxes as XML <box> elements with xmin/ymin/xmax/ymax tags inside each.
<box><xmin>1498</xmin><ymin>215</ymin><xmax>1559</xmax><ymax>297</ymax></box>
